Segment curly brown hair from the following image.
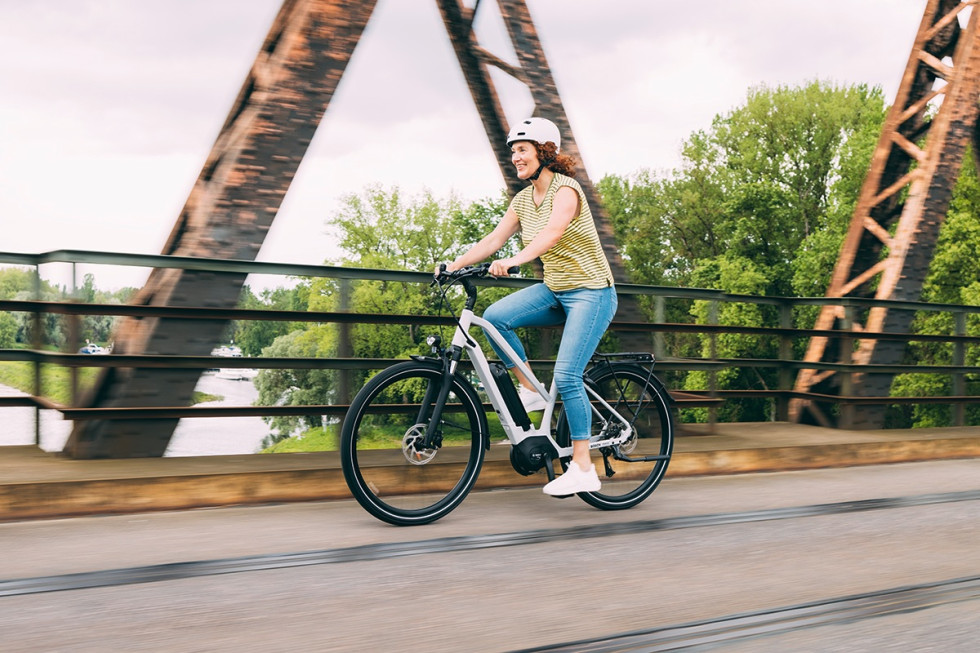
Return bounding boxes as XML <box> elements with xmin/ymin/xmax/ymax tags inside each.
<box><xmin>534</xmin><ymin>141</ymin><xmax>577</xmax><ymax>178</ymax></box>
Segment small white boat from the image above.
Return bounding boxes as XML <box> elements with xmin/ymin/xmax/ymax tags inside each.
<box><xmin>216</xmin><ymin>368</ymin><xmax>258</xmax><ymax>381</ymax></box>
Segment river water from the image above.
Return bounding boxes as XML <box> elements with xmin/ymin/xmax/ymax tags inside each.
<box><xmin>0</xmin><ymin>373</ymin><xmax>272</xmax><ymax>456</ymax></box>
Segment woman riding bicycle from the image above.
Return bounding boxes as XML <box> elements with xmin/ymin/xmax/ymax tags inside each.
<box><xmin>442</xmin><ymin>117</ymin><xmax>617</xmax><ymax>496</ymax></box>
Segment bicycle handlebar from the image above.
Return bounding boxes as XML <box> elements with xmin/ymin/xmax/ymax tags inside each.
<box><xmin>433</xmin><ymin>262</ymin><xmax>519</xmax><ymax>285</ymax></box>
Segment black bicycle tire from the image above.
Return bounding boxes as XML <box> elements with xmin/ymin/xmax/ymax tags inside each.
<box><xmin>340</xmin><ymin>359</ymin><xmax>487</xmax><ymax>526</ymax></box>
<box><xmin>556</xmin><ymin>362</ymin><xmax>675</xmax><ymax>510</ymax></box>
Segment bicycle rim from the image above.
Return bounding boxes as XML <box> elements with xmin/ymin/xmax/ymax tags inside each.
<box><xmin>557</xmin><ymin>364</ymin><xmax>674</xmax><ymax>510</ymax></box>
<box><xmin>340</xmin><ymin>361</ymin><xmax>486</xmax><ymax>526</ymax></box>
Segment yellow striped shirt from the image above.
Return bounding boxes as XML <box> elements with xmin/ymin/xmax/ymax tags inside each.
<box><xmin>510</xmin><ymin>173</ymin><xmax>614</xmax><ymax>291</ymax></box>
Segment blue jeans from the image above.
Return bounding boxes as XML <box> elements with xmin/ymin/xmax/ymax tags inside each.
<box><xmin>482</xmin><ymin>284</ymin><xmax>618</xmax><ymax>440</ymax></box>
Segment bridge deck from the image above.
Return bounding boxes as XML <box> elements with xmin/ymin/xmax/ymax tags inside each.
<box><xmin>2</xmin><ymin>422</ymin><xmax>979</xmax><ymax>522</ymax></box>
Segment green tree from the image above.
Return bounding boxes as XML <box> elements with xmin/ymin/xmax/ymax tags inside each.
<box><xmin>76</xmin><ymin>274</ymin><xmax>138</xmax><ymax>347</ymax></box>
<box><xmin>0</xmin><ymin>267</ymin><xmax>35</xmax><ymax>300</ymax></box>
<box><xmin>254</xmin><ymin>328</ymin><xmax>336</xmax><ymax>441</ymax></box>
<box><xmin>599</xmin><ymin>81</ymin><xmax>888</xmax><ymax>421</ymax></box>
<box><xmin>233</xmin><ymin>283</ymin><xmax>310</xmax><ymax>357</ymax></box>
<box><xmin>601</xmin><ymin>81</ymin><xmax>886</xmax><ymax>296</ymax></box>
<box><xmin>321</xmin><ymin>186</ymin><xmax>518</xmax><ymax>365</ymax></box>
<box><xmin>0</xmin><ymin>311</ymin><xmax>16</xmax><ymax>349</ymax></box>
<box><xmin>683</xmin><ymin>256</ymin><xmax>774</xmax><ymax>422</ymax></box>
<box><xmin>0</xmin><ymin>268</ymin><xmax>137</xmax><ymax>350</ymax></box>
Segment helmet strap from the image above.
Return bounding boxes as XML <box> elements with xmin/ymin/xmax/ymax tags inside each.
<box><xmin>528</xmin><ymin>162</ymin><xmax>547</xmax><ymax>181</ymax></box>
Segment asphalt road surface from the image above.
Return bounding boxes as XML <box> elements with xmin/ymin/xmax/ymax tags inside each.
<box><xmin>2</xmin><ymin>459</ymin><xmax>978</xmax><ymax>651</ymax></box>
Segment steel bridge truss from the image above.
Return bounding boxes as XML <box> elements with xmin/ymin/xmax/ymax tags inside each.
<box><xmin>791</xmin><ymin>0</ymin><xmax>980</xmax><ymax>428</ymax></box>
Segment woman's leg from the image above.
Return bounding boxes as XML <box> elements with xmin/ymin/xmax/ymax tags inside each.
<box><xmin>482</xmin><ymin>283</ymin><xmax>565</xmax><ymax>386</ymax></box>
<box><xmin>551</xmin><ymin>287</ymin><xmax>618</xmax><ymax>470</ymax></box>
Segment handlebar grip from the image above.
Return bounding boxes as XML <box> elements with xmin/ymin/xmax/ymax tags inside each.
<box><xmin>506</xmin><ymin>266</ymin><xmax>520</xmax><ymax>275</ymax></box>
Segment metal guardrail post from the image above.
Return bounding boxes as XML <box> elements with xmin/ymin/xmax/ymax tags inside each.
<box><xmin>653</xmin><ymin>296</ymin><xmax>666</xmax><ymax>361</ymax></box>
<box><xmin>953</xmin><ymin>310</ymin><xmax>967</xmax><ymax>426</ymax></box>
<box><xmin>31</xmin><ymin>264</ymin><xmax>42</xmax><ymax>446</ymax></box>
<box><xmin>68</xmin><ymin>262</ymin><xmax>80</xmax><ymax>407</ymax></box>
<box><xmin>839</xmin><ymin>305</ymin><xmax>856</xmax><ymax>429</ymax></box>
<box><xmin>776</xmin><ymin>302</ymin><xmax>793</xmax><ymax>421</ymax></box>
<box><xmin>708</xmin><ymin>300</ymin><xmax>719</xmax><ymax>429</ymax></box>
<box><xmin>337</xmin><ymin>278</ymin><xmax>353</xmax><ymax>405</ymax></box>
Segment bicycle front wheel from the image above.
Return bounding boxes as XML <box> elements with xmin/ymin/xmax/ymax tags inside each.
<box><xmin>556</xmin><ymin>362</ymin><xmax>675</xmax><ymax>510</ymax></box>
<box><xmin>340</xmin><ymin>360</ymin><xmax>487</xmax><ymax>526</ymax></box>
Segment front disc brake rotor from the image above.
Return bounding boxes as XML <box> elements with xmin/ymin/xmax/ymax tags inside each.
<box><xmin>402</xmin><ymin>424</ymin><xmax>437</xmax><ymax>465</ymax></box>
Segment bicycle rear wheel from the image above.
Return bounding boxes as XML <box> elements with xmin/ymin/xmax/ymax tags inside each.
<box><xmin>340</xmin><ymin>360</ymin><xmax>487</xmax><ymax>526</ymax></box>
<box><xmin>556</xmin><ymin>362</ymin><xmax>674</xmax><ymax>510</ymax></box>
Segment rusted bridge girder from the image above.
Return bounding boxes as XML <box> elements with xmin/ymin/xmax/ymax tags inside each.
<box><xmin>67</xmin><ymin>0</ymin><xmax>638</xmax><ymax>458</ymax></box>
<box><xmin>791</xmin><ymin>0</ymin><xmax>980</xmax><ymax>428</ymax></box>
<box><xmin>66</xmin><ymin>0</ymin><xmax>378</xmax><ymax>457</ymax></box>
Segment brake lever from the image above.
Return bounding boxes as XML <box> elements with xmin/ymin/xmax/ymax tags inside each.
<box><xmin>431</xmin><ymin>263</ymin><xmax>448</xmax><ymax>287</ymax></box>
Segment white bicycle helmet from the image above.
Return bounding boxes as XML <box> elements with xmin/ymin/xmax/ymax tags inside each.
<box><xmin>506</xmin><ymin>117</ymin><xmax>561</xmax><ymax>151</ymax></box>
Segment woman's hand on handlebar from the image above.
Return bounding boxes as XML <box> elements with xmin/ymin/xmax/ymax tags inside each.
<box><xmin>434</xmin><ymin>261</ymin><xmax>459</xmax><ymax>280</ymax></box>
<box><xmin>488</xmin><ymin>258</ymin><xmax>518</xmax><ymax>277</ymax></box>
<box><xmin>433</xmin><ymin>260</ymin><xmax>518</xmax><ymax>284</ymax></box>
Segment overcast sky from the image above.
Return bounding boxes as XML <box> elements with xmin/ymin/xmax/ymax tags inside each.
<box><xmin>0</xmin><ymin>0</ymin><xmax>927</xmax><ymax>289</ymax></box>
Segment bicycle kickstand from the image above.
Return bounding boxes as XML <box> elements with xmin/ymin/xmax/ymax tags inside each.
<box><xmin>601</xmin><ymin>451</ymin><xmax>617</xmax><ymax>478</ymax></box>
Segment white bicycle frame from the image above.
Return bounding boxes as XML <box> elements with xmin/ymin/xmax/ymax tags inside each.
<box><xmin>449</xmin><ymin>305</ymin><xmax>634</xmax><ymax>457</ymax></box>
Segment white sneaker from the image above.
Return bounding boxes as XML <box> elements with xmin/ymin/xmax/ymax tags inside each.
<box><xmin>543</xmin><ymin>461</ymin><xmax>601</xmax><ymax>496</ymax></box>
<box><xmin>518</xmin><ymin>386</ymin><xmax>547</xmax><ymax>413</ymax></box>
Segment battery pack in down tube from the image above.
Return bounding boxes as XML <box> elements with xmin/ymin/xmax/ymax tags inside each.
<box><xmin>489</xmin><ymin>362</ymin><xmax>532</xmax><ymax>430</ymax></box>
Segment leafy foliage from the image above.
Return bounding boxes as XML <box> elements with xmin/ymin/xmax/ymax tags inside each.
<box><xmin>253</xmin><ymin>327</ymin><xmax>337</xmax><ymax>442</ymax></box>
<box><xmin>0</xmin><ymin>311</ymin><xmax>16</xmax><ymax>349</ymax></box>
<box><xmin>599</xmin><ymin>81</ymin><xmax>979</xmax><ymax>425</ymax></box>
<box><xmin>0</xmin><ymin>267</ymin><xmax>135</xmax><ymax>350</ymax></box>
<box><xmin>232</xmin><ymin>282</ymin><xmax>310</xmax><ymax>357</ymax></box>
<box><xmin>600</xmin><ymin>81</ymin><xmax>886</xmax><ymax>295</ymax></box>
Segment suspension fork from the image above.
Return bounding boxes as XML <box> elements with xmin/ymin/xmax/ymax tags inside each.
<box><xmin>417</xmin><ymin>275</ymin><xmax>483</xmax><ymax>450</ymax></box>
<box><xmin>420</xmin><ymin>345</ymin><xmax>465</xmax><ymax>449</ymax></box>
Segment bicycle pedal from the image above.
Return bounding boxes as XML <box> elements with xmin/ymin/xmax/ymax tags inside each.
<box><xmin>549</xmin><ymin>493</ymin><xmax>574</xmax><ymax>500</ymax></box>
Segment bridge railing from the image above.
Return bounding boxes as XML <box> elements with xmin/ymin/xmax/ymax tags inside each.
<box><xmin>2</xmin><ymin>249</ymin><xmax>980</xmax><ymax>447</ymax></box>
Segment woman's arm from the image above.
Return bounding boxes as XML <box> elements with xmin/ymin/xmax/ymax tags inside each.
<box><xmin>446</xmin><ymin>208</ymin><xmax>521</xmax><ymax>272</ymax></box>
<box><xmin>488</xmin><ymin>186</ymin><xmax>579</xmax><ymax>276</ymax></box>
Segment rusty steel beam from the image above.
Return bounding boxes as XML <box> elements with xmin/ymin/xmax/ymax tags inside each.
<box><xmin>65</xmin><ymin>0</ymin><xmax>379</xmax><ymax>457</ymax></box>
<box><xmin>437</xmin><ymin>0</ymin><xmax>519</xmax><ymax>197</ymax></box>
<box><xmin>436</xmin><ymin>0</ymin><xmax>650</xmax><ymax>348</ymax></box>
<box><xmin>791</xmin><ymin>0</ymin><xmax>980</xmax><ymax>428</ymax></box>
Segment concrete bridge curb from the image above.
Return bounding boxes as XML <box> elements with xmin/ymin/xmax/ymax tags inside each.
<box><xmin>2</xmin><ymin>423</ymin><xmax>979</xmax><ymax>522</ymax></box>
